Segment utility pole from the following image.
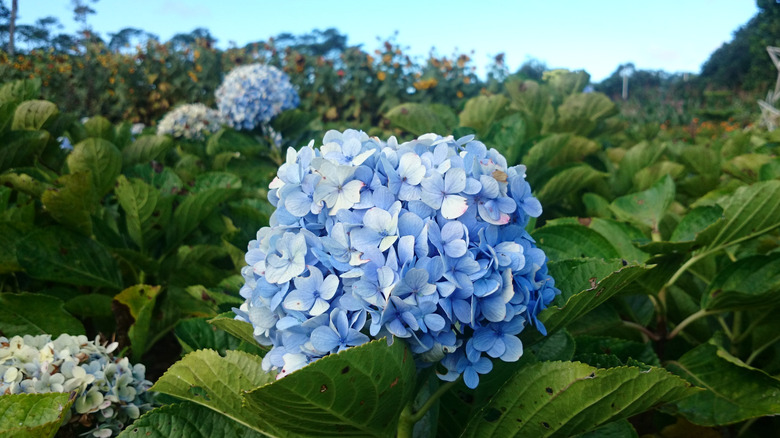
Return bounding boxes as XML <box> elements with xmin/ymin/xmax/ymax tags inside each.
<box><xmin>9</xmin><ymin>0</ymin><xmax>17</xmax><ymax>57</ymax></box>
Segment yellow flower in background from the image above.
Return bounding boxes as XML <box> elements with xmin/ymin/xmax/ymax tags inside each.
<box><xmin>377</xmin><ymin>71</ymin><xmax>387</xmax><ymax>81</ymax></box>
<box><xmin>413</xmin><ymin>78</ymin><xmax>438</xmax><ymax>90</ymax></box>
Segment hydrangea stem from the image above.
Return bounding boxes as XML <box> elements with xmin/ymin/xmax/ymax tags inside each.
<box><xmin>668</xmin><ymin>309</ymin><xmax>718</xmax><ymax>339</ymax></box>
<box><xmin>397</xmin><ymin>378</ymin><xmax>459</xmax><ymax>438</ymax></box>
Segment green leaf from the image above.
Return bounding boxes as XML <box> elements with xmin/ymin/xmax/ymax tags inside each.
<box><xmin>531</xmin><ymin>224</ymin><xmax>619</xmax><ymax>260</ymax></box>
<box><xmin>612</xmin><ymin>141</ymin><xmax>665</xmax><ymax>195</ymax></box>
<box><xmin>116</xmin><ymin>402</ymin><xmax>265</xmax><ymax>438</ymax></box>
<box><xmin>11</xmin><ymin>100</ymin><xmax>58</xmax><ymax>130</ymax></box>
<box><xmin>0</xmin><ymin>222</ymin><xmax>23</xmax><ymax>274</ymax></box>
<box><xmin>610</xmin><ymin>175</ymin><xmax>675</xmax><ymax>233</ymax></box>
<box><xmin>666</xmin><ymin>342</ymin><xmax>780</xmax><ymax>426</ymax></box>
<box><xmin>525</xmin><ymin>265</ymin><xmax>649</xmax><ymax>344</ymax></box>
<box><xmin>0</xmin><ymin>292</ymin><xmax>84</xmax><ymax>336</ymax></box>
<box><xmin>122</xmin><ymin>135</ymin><xmax>174</xmax><ymax>166</ymax></box>
<box><xmin>484</xmin><ymin>113</ymin><xmax>526</xmax><ymax>166</ymax></box>
<box><xmin>530</xmin><ymin>329</ymin><xmax>575</xmax><ymax>362</ymax></box>
<box><xmin>574</xmin><ymin>336</ymin><xmax>659</xmax><ymax>366</ymax></box>
<box><xmin>535</xmin><ymin>164</ymin><xmax>607</xmax><ymax>206</ymax></box>
<box><xmin>115</xmin><ymin>175</ymin><xmax>159</xmax><ymax>251</ymax></box>
<box><xmin>385</xmin><ymin>103</ymin><xmax>453</xmax><ymax>136</ymax></box>
<box><xmin>0</xmin><ymin>172</ymin><xmax>50</xmax><ymax>198</ymax></box>
<box><xmin>41</xmin><ymin>171</ymin><xmax>95</xmax><ymax>235</ymax></box>
<box><xmin>702</xmin><ymin>180</ymin><xmax>780</xmax><ymax>251</ymax></box>
<box><xmin>633</xmin><ymin>161</ymin><xmax>685</xmax><ymax>192</ymax></box>
<box><xmin>0</xmin><ymin>78</ymin><xmax>40</xmax><ymax>103</ymax></box>
<box><xmin>461</xmin><ymin>360</ymin><xmax>695</xmax><ymax>437</ymax></box>
<box><xmin>66</xmin><ymin>138</ymin><xmax>122</xmax><ymax>198</ymax></box>
<box><xmin>271</xmin><ymin>109</ymin><xmax>315</xmax><ymax>137</ymax></box>
<box><xmin>547</xmin><ymin>258</ymin><xmax>626</xmax><ymax>302</ymax></box>
<box><xmin>582</xmin><ymin>218</ymin><xmax>648</xmax><ymax>263</ymax></box>
<box><xmin>166</xmin><ymin>188</ymin><xmax>232</xmax><ymax>248</ymax></box>
<box><xmin>572</xmin><ymin>419</ymin><xmax>637</xmax><ymax>438</ymax></box>
<box><xmin>205</xmin><ymin>128</ymin><xmax>263</xmax><ymax>156</ymax></box>
<box><xmin>192</xmin><ymin>171</ymin><xmax>242</xmax><ymax>192</ymax></box>
<box><xmin>0</xmin><ymin>392</ymin><xmax>75</xmax><ymax>438</ymax></box>
<box><xmin>16</xmin><ymin>227</ymin><xmax>123</xmax><ymax>289</ymax></box>
<box><xmin>242</xmin><ymin>338</ymin><xmax>416</xmax><ymax>437</ymax></box>
<box><xmin>458</xmin><ymin>95</ymin><xmax>509</xmax><ymax>137</ymax></box>
<box><xmin>700</xmin><ymin>254</ymin><xmax>780</xmax><ymax>311</ymax></box>
<box><xmin>551</xmin><ymin>92</ymin><xmax>617</xmax><ymax>136</ymax></box>
<box><xmin>151</xmin><ymin>349</ymin><xmax>283</xmax><ymax>434</ymax></box>
<box><xmin>670</xmin><ymin>205</ymin><xmax>724</xmax><ymax>242</ymax></box>
<box><xmin>0</xmin><ymin>130</ymin><xmax>50</xmax><ymax>172</ymax></box>
<box><xmin>83</xmin><ymin>116</ymin><xmax>115</xmax><ymax>141</ymax></box>
<box><xmin>175</xmin><ymin>317</ymin><xmax>265</xmax><ymax>356</ymax></box>
<box><xmin>524</xmin><ymin>134</ymin><xmax>600</xmax><ymax>170</ymax></box>
<box><xmin>114</xmin><ymin>284</ymin><xmax>162</xmax><ymax>359</ymax></box>
<box><xmin>64</xmin><ymin>294</ymin><xmax>114</xmax><ymax>318</ymax></box>
<box><xmin>208</xmin><ymin>312</ymin><xmax>265</xmax><ymax>348</ymax></box>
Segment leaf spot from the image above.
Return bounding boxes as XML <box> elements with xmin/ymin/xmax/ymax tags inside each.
<box><xmin>320</xmin><ymin>384</ymin><xmax>328</xmax><ymax>393</ymax></box>
<box><xmin>542</xmin><ymin>421</ymin><xmax>551</xmax><ymax>429</ymax></box>
<box><xmin>390</xmin><ymin>377</ymin><xmax>399</xmax><ymax>388</ymax></box>
<box><xmin>483</xmin><ymin>408</ymin><xmax>501</xmax><ymax>422</ymax></box>
<box><xmin>545</xmin><ymin>387</ymin><xmax>553</xmax><ymax>395</ymax></box>
<box><xmin>341</xmin><ymin>366</ymin><xmax>350</xmax><ymax>374</ymax></box>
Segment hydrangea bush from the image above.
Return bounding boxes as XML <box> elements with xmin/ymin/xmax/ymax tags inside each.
<box><xmin>156</xmin><ymin>103</ymin><xmax>224</xmax><ymax>140</ymax></box>
<box><xmin>235</xmin><ymin>129</ymin><xmax>559</xmax><ymax>389</ymax></box>
<box><xmin>0</xmin><ymin>334</ymin><xmax>155</xmax><ymax>437</ymax></box>
<box><xmin>216</xmin><ymin>64</ymin><xmax>300</xmax><ymax>130</ymax></box>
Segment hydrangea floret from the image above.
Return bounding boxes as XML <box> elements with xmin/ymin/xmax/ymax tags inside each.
<box><xmin>0</xmin><ymin>334</ymin><xmax>155</xmax><ymax>438</ymax></box>
<box><xmin>156</xmin><ymin>103</ymin><xmax>224</xmax><ymax>140</ymax></box>
<box><xmin>216</xmin><ymin>63</ymin><xmax>300</xmax><ymax>131</ymax></box>
<box><xmin>235</xmin><ymin>130</ymin><xmax>559</xmax><ymax>389</ymax></box>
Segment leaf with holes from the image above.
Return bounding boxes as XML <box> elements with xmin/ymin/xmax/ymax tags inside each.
<box><xmin>151</xmin><ymin>349</ymin><xmax>287</xmax><ymax>435</ymax></box>
<box><xmin>11</xmin><ymin>100</ymin><xmax>58</xmax><ymax>130</ymax></box>
<box><xmin>242</xmin><ymin>338</ymin><xmax>417</xmax><ymax>437</ymax></box>
<box><xmin>0</xmin><ymin>392</ymin><xmax>76</xmax><ymax>438</ymax></box>
<box><xmin>461</xmin><ymin>361</ymin><xmax>695</xmax><ymax>438</ymax></box>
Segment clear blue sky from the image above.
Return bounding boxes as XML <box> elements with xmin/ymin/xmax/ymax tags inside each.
<box><xmin>22</xmin><ymin>0</ymin><xmax>759</xmax><ymax>81</ymax></box>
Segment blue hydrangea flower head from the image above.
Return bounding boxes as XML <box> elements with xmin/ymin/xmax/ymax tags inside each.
<box><xmin>216</xmin><ymin>63</ymin><xmax>300</xmax><ymax>130</ymax></box>
<box><xmin>0</xmin><ymin>334</ymin><xmax>155</xmax><ymax>437</ymax></box>
<box><xmin>156</xmin><ymin>103</ymin><xmax>224</xmax><ymax>140</ymax></box>
<box><xmin>236</xmin><ymin>130</ymin><xmax>559</xmax><ymax>389</ymax></box>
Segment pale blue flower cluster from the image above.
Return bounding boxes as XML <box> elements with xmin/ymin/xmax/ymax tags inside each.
<box><xmin>0</xmin><ymin>334</ymin><xmax>154</xmax><ymax>438</ymax></box>
<box><xmin>156</xmin><ymin>103</ymin><xmax>224</xmax><ymax>140</ymax></box>
<box><xmin>235</xmin><ymin>130</ymin><xmax>558</xmax><ymax>389</ymax></box>
<box><xmin>216</xmin><ymin>64</ymin><xmax>300</xmax><ymax>130</ymax></box>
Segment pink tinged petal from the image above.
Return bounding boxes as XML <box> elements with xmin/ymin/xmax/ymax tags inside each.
<box><xmin>269</xmin><ymin>177</ymin><xmax>285</xmax><ymax>189</ymax></box>
<box><xmin>441</xmin><ymin>195</ymin><xmax>468</xmax><ymax>219</ymax></box>
<box><xmin>349</xmin><ymin>251</ymin><xmax>370</xmax><ymax>266</ymax></box>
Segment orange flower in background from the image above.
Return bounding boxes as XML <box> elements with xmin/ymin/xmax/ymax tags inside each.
<box><xmin>377</xmin><ymin>71</ymin><xmax>387</xmax><ymax>81</ymax></box>
<box><xmin>456</xmin><ymin>90</ymin><xmax>464</xmax><ymax>98</ymax></box>
<box><xmin>413</xmin><ymin>78</ymin><xmax>438</xmax><ymax>90</ymax></box>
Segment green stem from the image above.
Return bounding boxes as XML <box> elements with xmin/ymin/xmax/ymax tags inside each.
<box><xmin>397</xmin><ymin>378</ymin><xmax>460</xmax><ymax>437</ymax></box>
<box><xmin>668</xmin><ymin>309</ymin><xmax>718</xmax><ymax>339</ymax></box>
<box><xmin>746</xmin><ymin>333</ymin><xmax>780</xmax><ymax>366</ymax></box>
<box><xmin>717</xmin><ymin>316</ymin><xmax>733</xmax><ymax>340</ymax></box>
<box><xmin>734</xmin><ymin>310</ymin><xmax>772</xmax><ymax>344</ymax></box>
<box><xmin>731</xmin><ymin>311</ymin><xmax>743</xmax><ymax>343</ymax></box>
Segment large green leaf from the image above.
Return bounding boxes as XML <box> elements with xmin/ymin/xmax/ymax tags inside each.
<box><xmin>545</xmin><ymin>217</ymin><xmax>648</xmax><ymax>263</ymax></box>
<box><xmin>461</xmin><ymin>360</ymin><xmax>695</xmax><ymax>437</ymax></box>
<box><xmin>83</xmin><ymin>116</ymin><xmax>115</xmax><ymax>141</ymax></box>
<box><xmin>116</xmin><ymin>402</ymin><xmax>265</xmax><ymax>438</ymax></box>
<box><xmin>612</xmin><ymin>141</ymin><xmax>665</xmax><ymax>196</ymax></box>
<box><xmin>0</xmin><ymin>78</ymin><xmax>41</xmax><ymax>103</ymax></box>
<box><xmin>524</xmin><ymin>134</ymin><xmax>600</xmax><ymax>170</ymax></box>
<box><xmin>114</xmin><ymin>284</ymin><xmax>162</xmax><ymax>359</ymax></box>
<box><xmin>535</xmin><ymin>164</ymin><xmax>607</xmax><ymax>206</ymax></box>
<box><xmin>11</xmin><ymin>100</ymin><xmax>58</xmax><ymax>130</ymax></box>
<box><xmin>0</xmin><ymin>171</ymin><xmax>50</xmax><ymax>198</ymax></box>
<box><xmin>66</xmin><ymin>138</ymin><xmax>122</xmax><ymax>198</ymax></box>
<box><xmin>610</xmin><ymin>175</ymin><xmax>675</xmax><ymax>233</ymax></box>
<box><xmin>525</xmin><ymin>265</ymin><xmax>650</xmax><ymax>344</ymax></box>
<box><xmin>547</xmin><ymin>258</ymin><xmax>625</xmax><ymax>302</ymax></box>
<box><xmin>485</xmin><ymin>113</ymin><xmax>526</xmax><ymax>166</ymax></box>
<box><xmin>531</xmin><ymin>223</ymin><xmax>619</xmax><ymax>260</ymax></box>
<box><xmin>151</xmin><ymin>349</ymin><xmax>284</xmax><ymax>434</ymax></box>
<box><xmin>670</xmin><ymin>205</ymin><xmax>723</xmax><ymax>243</ymax></box>
<box><xmin>666</xmin><ymin>343</ymin><xmax>780</xmax><ymax>426</ymax></box>
<box><xmin>16</xmin><ymin>227</ymin><xmax>123</xmax><ymax>289</ymax></box>
<box><xmin>551</xmin><ymin>92</ymin><xmax>617</xmax><ymax>136</ymax></box>
<box><xmin>64</xmin><ymin>293</ymin><xmax>113</xmax><ymax>318</ymax></box>
<box><xmin>115</xmin><ymin>175</ymin><xmax>159</xmax><ymax>251</ymax></box>
<box><xmin>242</xmin><ymin>338</ymin><xmax>417</xmax><ymax>437</ymax></box>
<box><xmin>0</xmin><ymin>392</ymin><xmax>75</xmax><ymax>438</ymax></box>
<box><xmin>0</xmin><ymin>130</ymin><xmax>49</xmax><ymax>172</ymax></box>
<box><xmin>205</xmin><ymin>128</ymin><xmax>263</xmax><ymax>156</ymax></box>
<box><xmin>385</xmin><ymin>103</ymin><xmax>454</xmax><ymax>136</ymax></box>
<box><xmin>702</xmin><ymin>180</ymin><xmax>780</xmax><ymax>250</ymax></box>
<box><xmin>458</xmin><ymin>95</ymin><xmax>509</xmax><ymax>137</ymax></box>
<box><xmin>41</xmin><ymin>171</ymin><xmax>95</xmax><ymax>235</ymax></box>
<box><xmin>0</xmin><ymin>222</ymin><xmax>23</xmax><ymax>274</ymax></box>
<box><xmin>122</xmin><ymin>135</ymin><xmax>174</xmax><ymax>166</ymax></box>
<box><xmin>0</xmin><ymin>292</ymin><xmax>84</xmax><ymax>337</ymax></box>
<box><xmin>574</xmin><ymin>336</ymin><xmax>659</xmax><ymax>366</ymax></box>
<box><xmin>700</xmin><ymin>254</ymin><xmax>780</xmax><ymax>311</ymax></box>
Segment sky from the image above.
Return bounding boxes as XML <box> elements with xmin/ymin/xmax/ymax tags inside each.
<box><xmin>21</xmin><ymin>0</ymin><xmax>759</xmax><ymax>82</ymax></box>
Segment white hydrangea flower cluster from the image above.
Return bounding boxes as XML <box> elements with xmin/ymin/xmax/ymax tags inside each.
<box><xmin>156</xmin><ymin>103</ymin><xmax>224</xmax><ymax>140</ymax></box>
<box><xmin>0</xmin><ymin>334</ymin><xmax>154</xmax><ymax>438</ymax></box>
